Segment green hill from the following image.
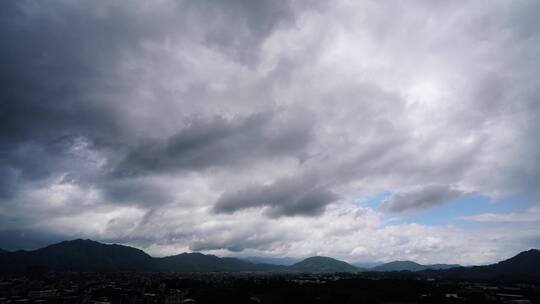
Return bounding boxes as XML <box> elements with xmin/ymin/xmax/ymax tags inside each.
<box><xmin>0</xmin><ymin>239</ymin><xmax>155</xmax><ymax>272</ymax></box>
<box><xmin>290</xmin><ymin>256</ymin><xmax>359</xmax><ymax>273</ymax></box>
<box><xmin>434</xmin><ymin>249</ymin><xmax>540</xmax><ymax>279</ymax></box>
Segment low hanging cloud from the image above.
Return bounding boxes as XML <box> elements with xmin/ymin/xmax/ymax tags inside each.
<box><xmin>103</xmin><ymin>179</ymin><xmax>175</xmax><ymax>207</ymax></box>
<box><xmin>381</xmin><ymin>185</ymin><xmax>466</xmax><ymax>213</ymax></box>
<box><xmin>189</xmin><ymin>233</ymin><xmax>280</xmax><ymax>252</ymax></box>
<box><xmin>213</xmin><ymin>176</ymin><xmax>339</xmax><ymax>218</ymax></box>
<box><xmin>113</xmin><ymin>110</ymin><xmax>314</xmax><ymax>177</ymax></box>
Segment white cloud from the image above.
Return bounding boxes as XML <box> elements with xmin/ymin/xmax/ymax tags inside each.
<box><xmin>461</xmin><ymin>207</ymin><xmax>540</xmax><ymax>223</ymax></box>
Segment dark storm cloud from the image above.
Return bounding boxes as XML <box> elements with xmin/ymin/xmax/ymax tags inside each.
<box><xmin>0</xmin><ymin>140</ymin><xmax>83</xmax><ymax>199</ymax></box>
<box><xmin>380</xmin><ymin>185</ymin><xmax>465</xmax><ymax>213</ymax></box>
<box><xmin>113</xmin><ymin>111</ymin><xmax>314</xmax><ymax>177</ymax></box>
<box><xmin>0</xmin><ymin>1</ymin><xmax>146</xmax><ymax>198</ymax></box>
<box><xmin>198</xmin><ymin>0</ymin><xmax>296</xmax><ymax>65</ymax></box>
<box><xmin>0</xmin><ymin>229</ymin><xmax>68</xmax><ymax>251</ymax></box>
<box><xmin>213</xmin><ymin>175</ymin><xmax>339</xmax><ymax>217</ymax></box>
<box><xmin>0</xmin><ymin>166</ymin><xmax>19</xmax><ymax>200</ymax></box>
<box><xmin>0</xmin><ymin>1</ymin><xmax>135</xmax><ymax>147</ymax></box>
<box><xmin>0</xmin><ymin>0</ymin><xmax>298</xmax><ymax>195</ymax></box>
<box><xmin>103</xmin><ymin>180</ymin><xmax>174</xmax><ymax>207</ymax></box>
<box><xmin>190</xmin><ymin>237</ymin><xmax>274</xmax><ymax>253</ymax></box>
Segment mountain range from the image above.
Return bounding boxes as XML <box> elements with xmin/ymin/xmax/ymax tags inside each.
<box><xmin>370</xmin><ymin>260</ymin><xmax>460</xmax><ymax>272</ymax></box>
<box><xmin>241</xmin><ymin>256</ymin><xmax>301</xmax><ymax>266</ymax></box>
<box><xmin>0</xmin><ymin>239</ymin><xmax>538</xmax><ymax>280</ymax></box>
<box><xmin>243</xmin><ymin>257</ymin><xmax>460</xmax><ymax>272</ymax></box>
<box><xmin>155</xmin><ymin>252</ymin><xmax>284</xmax><ymax>272</ymax></box>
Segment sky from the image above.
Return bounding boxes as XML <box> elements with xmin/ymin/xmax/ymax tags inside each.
<box><xmin>1</xmin><ymin>0</ymin><xmax>539</xmax><ymax>265</ymax></box>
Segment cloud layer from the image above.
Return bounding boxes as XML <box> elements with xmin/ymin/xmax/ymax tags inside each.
<box><xmin>1</xmin><ymin>0</ymin><xmax>539</xmax><ymax>264</ymax></box>
<box><xmin>381</xmin><ymin>185</ymin><xmax>466</xmax><ymax>213</ymax></box>
<box><xmin>213</xmin><ymin>175</ymin><xmax>339</xmax><ymax>217</ymax></box>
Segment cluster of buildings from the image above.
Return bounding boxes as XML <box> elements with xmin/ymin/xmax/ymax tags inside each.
<box><xmin>0</xmin><ymin>273</ymin><xmax>193</xmax><ymax>304</ymax></box>
<box><xmin>0</xmin><ymin>272</ymin><xmax>538</xmax><ymax>304</ymax></box>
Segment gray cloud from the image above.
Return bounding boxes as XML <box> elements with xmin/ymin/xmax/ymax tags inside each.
<box><xmin>0</xmin><ymin>0</ymin><xmax>299</xmax><ymax>190</ymax></box>
<box><xmin>213</xmin><ymin>175</ymin><xmax>339</xmax><ymax>217</ymax></box>
<box><xmin>113</xmin><ymin>110</ymin><xmax>314</xmax><ymax>177</ymax></box>
<box><xmin>199</xmin><ymin>0</ymin><xmax>296</xmax><ymax>65</ymax></box>
<box><xmin>381</xmin><ymin>185</ymin><xmax>466</xmax><ymax>213</ymax></box>
<box><xmin>190</xmin><ymin>235</ymin><xmax>278</xmax><ymax>253</ymax></box>
<box><xmin>103</xmin><ymin>180</ymin><xmax>174</xmax><ymax>207</ymax></box>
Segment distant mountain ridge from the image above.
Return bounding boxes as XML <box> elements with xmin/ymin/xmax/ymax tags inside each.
<box><xmin>156</xmin><ymin>252</ymin><xmax>285</xmax><ymax>272</ymax></box>
<box><xmin>428</xmin><ymin>263</ymin><xmax>461</xmax><ymax>270</ymax></box>
<box><xmin>430</xmin><ymin>249</ymin><xmax>540</xmax><ymax>279</ymax></box>
<box><xmin>0</xmin><ymin>239</ymin><xmax>538</xmax><ymax>280</ymax></box>
<box><xmin>240</xmin><ymin>256</ymin><xmax>301</xmax><ymax>266</ymax></box>
<box><xmin>371</xmin><ymin>260</ymin><xmax>460</xmax><ymax>272</ymax></box>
